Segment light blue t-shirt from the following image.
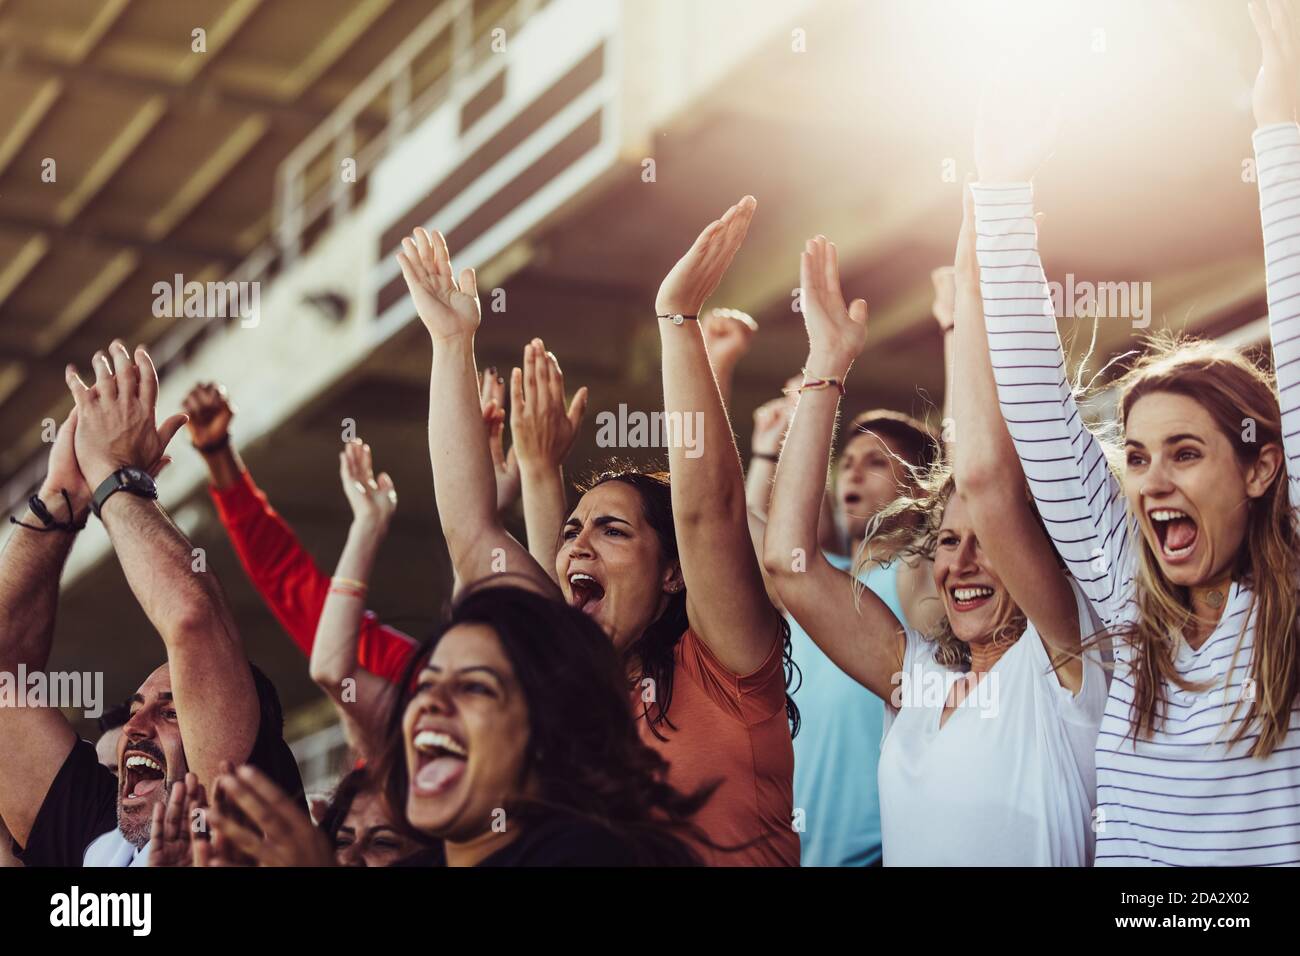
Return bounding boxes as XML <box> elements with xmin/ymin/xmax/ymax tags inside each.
<box><xmin>789</xmin><ymin>552</ymin><xmax>902</xmax><ymax>866</ymax></box>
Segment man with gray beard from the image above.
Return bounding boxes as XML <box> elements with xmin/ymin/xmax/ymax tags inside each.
<box><xmin>0</xmin><ymin>341</ymin><xmax>302</xmax><ymax>866</ymax></box>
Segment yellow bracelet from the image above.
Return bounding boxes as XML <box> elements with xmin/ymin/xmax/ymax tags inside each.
<box><xmin>331</xmin><ymin>576</ymin><xmax>369</xmax><ymax>591</ymax></box>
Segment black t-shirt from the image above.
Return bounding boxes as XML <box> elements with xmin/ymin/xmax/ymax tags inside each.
<box><xmin>394</xmin><ymin>815</ymin><xmax>664</xmax><ymax>867</ymax></box>
<box><xmin>16</xmin><ymin>711</ymin><xmax>304</xmax><ymax>868</ymax></box>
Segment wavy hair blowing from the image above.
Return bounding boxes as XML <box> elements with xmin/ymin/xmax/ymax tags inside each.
<box><xmin>375</xmin><ymin>584</ymin><xmax>718</xmax><ymax>864</ymax></box>
<box><xmin>857</xmin><ymin>461</ymin><xmax>1027</xmax><ymax>670</ymax></box>
<box><xmin>1114</xmin><ymin>335</ymin><xmax>1300</xmax><ymax>757</ymax></box>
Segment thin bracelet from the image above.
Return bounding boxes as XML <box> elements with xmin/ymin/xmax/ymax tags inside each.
<box><xmin>783</xmin><ymin>371</ymin><xmax>846</xmax><ymax>397</ymax></box>
<box><xmin>329</xmin><ymin>585</ymin><xmax>366</xmax><ymax>599</ymax></box>
<box><xmin>331</xmin><ymin>576</ymin><xmax>369</xmax><ymax>591</ymax></box>
<box><xmin>751</xmin><ymin>451</ymin><xmax>779</xmax><ymax>463</ymax></box>
<box><xmin>656</xmin><ymin>313</ymin><xmax>698</xmax><ymax>326</ymax></box>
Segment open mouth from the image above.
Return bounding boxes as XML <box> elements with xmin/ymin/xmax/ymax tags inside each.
<box><xmin>1149</xmin><ymin>507</ymin><xmax>1199</xmax><ymax>563</ymax></box>
<box><xmin>842</xmin><ymin>491</ymin><xmax>864</xmax><ymax>511</ymax></box>
<box><xmin>949</xmin><ymin>585</ymin><xmax>995</xmax><ymax>612</ymax></box>
<box><xmin>121</xmin><ymin>751</ymin><xmax>167</xmax><ymax>805</ymax></box>
<box><xmin>567</xmin><ymin>571</ymin><xmax>606</xmax><ymax>618</ymax></box>
<box><xmin>411</xmin><ymin>729</ymin><xmax>468</xmax><ymax>797</ymax></box>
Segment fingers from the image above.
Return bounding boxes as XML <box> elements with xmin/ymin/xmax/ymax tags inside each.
<box><xmin>91</xmin><ymin>350</ymin><xmax>116</xmax><ymax>398</ymax></box>
<box><xmin>1254</xmin><ymin>0</ymin><xmax>1285</xmax><ymax>57</ymax></box>
<box><xmin>509</xmin><ymin>366</ymin><xmax>525</xmax><ymax>426</ymax></box>
<box><xmin>545</xmin><ymin>351</ymin><xmax>565</xmax><ymax>410</ymax></box>
<box><xmin>135</xmin><ymin>345</ymin><xmax>160</xmax><ymax>409</ymax></box>
<box><xmin>163</xmin><ymin>778</ymin><xmax>187</xmax><ymax>844</ymax></box>
<box><xmin>531</xmin><ymin>338</ymin><xmax>559</xmax><ymax>408</ymax></box>
<box><xmin>65</xmin><ymin>365</ymin><xmax>89</xmax><ymax>403</ymax></box>
<box><xmin>396</xmin><ymin>248</ymin><xmax>424</xmax><ymax>292</ymax></box>
<box><xmin>1270</xmin><ymin>0</ymin><xmax>1296</xmax><ymax>59</ymax></box>
<box><xmin>459</xmin><ymin>266</ymin><xmax>477</xmax><ymax>300</ymax></box>
<box><xmin>848</xmin><ymin>298</ymin><xmax>869</xmax><ymax>326</ymax></box>
<box><xmin>150</xmin><ymin>800</ymin><xmax>166</xmax><ymax>852</ymax></box>
<box><xmin>823</xmin><ymin>237</ymin><xmax>840</xmax><ymax>295</ymax></box>
<box><xmin>109</xmin><ymin>340</ymin><xmax>139</xmax><ymax>394</ymax></box>
<box><xmin>208</xmin><ymin>801</ymin><xmax>267</xmax><ymax>863</ymax></box>
<box><xmin>522</xmin><ymin>341</ymin><xmax>539</xmax><ymax>407</ymax></box>
<box><xmin>567</xmin><ymin>386</ymin><xmax>589</xmax><ymax>432</ymax></box>
<box><xmin>431</xmin><ymin>230</ymin><xmax>453</xmax><ymax>281</ymax></box>
<box><xmin>376</xmin><ymin>472</ymin><xmax>397</xmax><ymax>506</ymax></box>
<box><xmin>157</xmin><ymin>413</ymin><xmax>190</xmax><ymax>452</ymax></box>
<box><xmin>413</xmin><ymin>227</ymin><xmax>437</xmax><ymax>278</ymax></box>
<box><xmin>223</xmin><ymin>765</ymin><xmax>303</xmax><ymax>847</ymax></box>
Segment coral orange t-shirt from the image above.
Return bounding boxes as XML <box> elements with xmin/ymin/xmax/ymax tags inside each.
<box><xmin>637</xmin><ymin>628</ymin><xmax>798</xmax><ymax>866</ymax></box>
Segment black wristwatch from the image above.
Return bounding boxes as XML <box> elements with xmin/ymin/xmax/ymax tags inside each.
<box><xmin>91</xmin><ymin>467</ymin><xmax>158</xmax><ymax>519</ymax></box>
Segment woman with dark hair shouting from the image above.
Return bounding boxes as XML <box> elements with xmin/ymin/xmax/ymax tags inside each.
<box><xmin>393</xmin><ymin>197</ymin><xmax>798</xmax><ymax>865</ymax></box>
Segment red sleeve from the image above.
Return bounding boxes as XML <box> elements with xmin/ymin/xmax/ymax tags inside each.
<box><xmin>210</xmin><ymin>471</ymin><xmax>417</xmax><ymax>682</ymax></box>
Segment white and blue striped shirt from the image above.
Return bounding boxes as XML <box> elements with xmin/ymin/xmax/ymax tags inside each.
<box><xmin>970</xmin><ymin>136</ymin><xmax>1300</xmax><ymax>865</ymax></box>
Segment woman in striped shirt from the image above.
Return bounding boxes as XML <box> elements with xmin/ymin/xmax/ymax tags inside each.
<box><xmin>970</xmin><ymin>1</ymin><xmax>1300</xmax><ymax>865</ymax></box>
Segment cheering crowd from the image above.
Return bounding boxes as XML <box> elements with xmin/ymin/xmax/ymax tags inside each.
<box><xmin>1</xmin><ymin>1</ymin><xmax>1299</xmax><ymax>868</ymax></box>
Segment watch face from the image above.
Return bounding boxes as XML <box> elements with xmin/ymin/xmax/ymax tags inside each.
<box><xmin>123</xmin><ymin>467</ymin><xmax>150</xmax><ymax>484</ymax></box>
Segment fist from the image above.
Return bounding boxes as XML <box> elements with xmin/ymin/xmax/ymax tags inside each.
<box><xmin>183</xmin><ymin>382</ymin><xmax>234</xmax><ymax>450</ymax></box>
<box><xmin>702</xmin><ymin>308</ymin><xmax>758</xmax><ymax>369</ymax></box>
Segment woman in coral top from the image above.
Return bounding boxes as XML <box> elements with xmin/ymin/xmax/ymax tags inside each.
<box><xmin>393</xmin><ymin>198</ymin><xmax>799</xmax><ymax>865</ymax></box>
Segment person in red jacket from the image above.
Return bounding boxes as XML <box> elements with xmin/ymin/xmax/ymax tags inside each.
<box><xmin>182</xmin><ymin>382</ymin><xmax>417</xmax><ymax>685</ymax></box>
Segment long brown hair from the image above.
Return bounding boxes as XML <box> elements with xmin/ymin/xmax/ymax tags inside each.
<box><xmin>1115</xmin><ymin>334</ymin><xmax>1300</xmax><ymax>757</ymax></box>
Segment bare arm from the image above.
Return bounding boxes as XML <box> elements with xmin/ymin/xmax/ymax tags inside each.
<box><xmin>959</xmin><ymin>118</ymin><xmax>1080</xmax><ymax>684</ymax></box>
<box><xmin>395</xmin><ymin>228</ymin><xmax>556</xmax><ymax>596</ymax></box>
<box><xmin>309</xmin><ymin>441</ymin><xmax>400</xmax><ymax>761</ymax></box>
<box><xmin>0</xmin><ymin>490</ymin><xmax>79</xmax><ymax>847</ymax></box>
<box><xmin>657</xmin><ymin>197</ymin><xmax>780</xmax><ymax>675</ymax></box>
<box><xmin>763</xmin><ymin>237</ymin><xmax>906</xmax><ymax>700</ymax></box>
<box><xmin>70</xmin><ymin>341</ymin><xmax>257</xmax><ymax>789</ymax></box>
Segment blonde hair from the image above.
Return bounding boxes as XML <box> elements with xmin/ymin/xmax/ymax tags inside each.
<box><xmin>854</xmin><ymin>461</ymin><xmax>1025</xmax><ymax>670</ymax></box>
<box><xmin>1112</xmin><ymin>333</ymin><xmax>1300</xmax><ymax>758</ymax></box>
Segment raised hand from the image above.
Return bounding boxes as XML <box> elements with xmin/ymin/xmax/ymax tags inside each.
<box><xmin>1250</xmin><ymin>0</ymin><xmax>1299</xmax><ymax>126</ymax></box>
<box><xmin>183</xmin><ymin>382</ymin><xmax>234</xmax><ymax>450</ymax></box>
<box><xmin>64</xmin><ymin>340</ymin><xmax>188</xmax><ymax>489</ymax></box>
<box><xmin>702</xmin><ymin>307</ymin><xmax>758</xmax><ymax>369</ymax></box>
<box><xmin>395</xmin><ymin>227</ymin><xmax>480</xmax><ymax>341</ymax></box>
<box><xmin>480</xmin><ymin>367</ymin><xmax>520</xmax><ymax>511</ymax></box>
<box><xmin>148</xmin><ymin>772</ymin><xmax>208</xmax><ymax>867</ymax></box>
<box><xmin>656</xmin><ymin>196</ymin><xmax>756</xmax><ymax>316</ymax></box>
<box><xmin>931</xmin><ymin>266</ymin><xmax>956</xmax><ymax>333</ymax></box>
<box><xmin>206</xmin><ymin>765</ymin><xmax>335</xmax><ymax>867</ymax></box>
<box><xmin>38</xmin><ymin>410</ymin><xmax>92</xmax><ymax>518</ymax></box>
<box><xmin>974</xmin><ymin>63</ymin><xmax>1061</xmax><ymax>184</ymax></box>
<box><xmin>510</xmin><ymin>337</ymin><xmax>588</xmax><ymax>474</ymax></box>
<box><xmin>800</xmin><ymin>236</ymin><xmax>869</xmax><ymax>381</ymax></box>
<box><xmin>752</xmin><ymin>389</ymin><xmax>796</xmax><ymax>458</ymax></box>
<box><xmin>339</xmin><ymin>440</ymin><xmax>396</xmax><ymax>531</ymax></box>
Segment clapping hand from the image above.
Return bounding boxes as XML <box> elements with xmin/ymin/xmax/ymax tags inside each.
<box><xmin>339</xmin><ymin>439</ymin><xmax>397</xmax><ymax>532</ymax></box>
<box><xmin>509</xmin><ymin>338</ymin><xmax>588</xmax><ymax>475</ymax></box>
<box><xmin>480</xmin><ymin>367</ymin><xmax>520</xmax><ymax>512</ymax></box>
